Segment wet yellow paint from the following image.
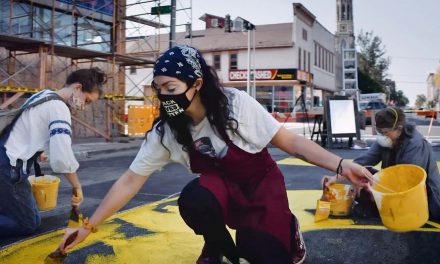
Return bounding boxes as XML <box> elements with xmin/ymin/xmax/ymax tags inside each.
<box><xmin>1</xmin><ymin>190</ymin><xmax>439</xmax><ymax>264</ymax></box>
<box><xmin>277</xmin><ymin>158</ymin><xmax>384</xmax><ymax>171</ymax></box>
<box><xmin>0</xmin><ymin>199</ymin><xmax>204</xmax><ymax>264</ymax></box>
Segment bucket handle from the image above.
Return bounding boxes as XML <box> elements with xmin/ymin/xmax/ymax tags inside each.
<box><xmin>361</xmin><ymin>168</ymin><xmax>396</xmax><ymax>193</ymax></box>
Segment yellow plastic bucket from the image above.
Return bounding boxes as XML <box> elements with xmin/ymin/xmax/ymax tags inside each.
<box><xmin>327</xmin><ymin>184</ymin><xmax>355</xmax><ymax>216</ymax></box>
<box><xmin>28</xmin><ymin>175</ymin><xmax>60</xmax><ymax>211</ymax></box>
<box><xmin>370</xmin><ymin>164</ymin><xmax>428</xmax><ymax>232</ymax></box>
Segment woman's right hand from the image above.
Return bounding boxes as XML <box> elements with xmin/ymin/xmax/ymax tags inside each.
<box><xmin>58</xmin><ymin>227</ymin><xmax>91</xmax><ymax>254</ymax></box>
<box><xmin>321</xmin><ymin>175</ymin><xmax>337</xmax><ymax>188</ymax></box>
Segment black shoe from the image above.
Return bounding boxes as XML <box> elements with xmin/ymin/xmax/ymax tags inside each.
<box><xmin>196</xmin><ymin>243</ymin><xmax>223</xmax><ymax>264</ymax></box>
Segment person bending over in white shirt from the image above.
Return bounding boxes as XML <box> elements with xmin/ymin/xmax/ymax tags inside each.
<box><xmin>0</xmin><ymin>67</ymin><xmax>106</xmax><ymax>237</ymax></box>
<box><xmin>58</xmin><ymin>46</ymin><xmax>371</xmax><ymax>264</ymax></box>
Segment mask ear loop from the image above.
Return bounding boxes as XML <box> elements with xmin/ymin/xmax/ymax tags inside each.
<box><xmin>389</xmin><ymin>107</ymin><xmax>398</xmax><ymax>130</ymax></box>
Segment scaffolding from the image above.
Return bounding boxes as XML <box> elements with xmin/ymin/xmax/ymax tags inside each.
<box><xmin>0</xmin><ymin>0</ymin><xmax>192</xmax><ymax>140</ymax></box>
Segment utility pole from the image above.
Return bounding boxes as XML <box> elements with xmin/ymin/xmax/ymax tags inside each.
<box><xmin>244</xmin><ymin>20</ymin><xmax>255</xmax><ymax>97</ymax></box>
<box><xmin>169</xmin><ymin>0</ymin><xmax>177</xmax><ymax>49</ymax></box>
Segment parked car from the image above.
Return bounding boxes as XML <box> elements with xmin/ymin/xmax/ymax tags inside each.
<box><xmin>362</xmin><ymin>100</ymin><xmax>387</xmax><ymax>125</ymax></box>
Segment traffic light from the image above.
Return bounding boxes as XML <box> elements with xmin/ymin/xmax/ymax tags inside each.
<box><xmin>225</xmin><ymin>14</ymin><xmax>231</xmax><ymax>33</ymax></box>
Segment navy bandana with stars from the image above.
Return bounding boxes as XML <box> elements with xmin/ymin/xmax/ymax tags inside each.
<box><xmin>153</xmin><ymin>45</ymin><xmax>203</xmax><ymax>84</ymax></box>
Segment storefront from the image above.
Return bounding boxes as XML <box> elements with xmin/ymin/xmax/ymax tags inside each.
<box><xmin>224</xmin><ymin>68</ymin><xmax>314</xmax><ymax>113</ymax></box>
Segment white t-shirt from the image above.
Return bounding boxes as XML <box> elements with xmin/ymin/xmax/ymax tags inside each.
<box><xmin>5</xmin><ymin>90</ymin><xmax>79</xmax><ymax>173</ymax></box>
<box><xmin>129</xmin><ymin>87</ymin><xmax>282</xmax><ymax>176</ymax></box>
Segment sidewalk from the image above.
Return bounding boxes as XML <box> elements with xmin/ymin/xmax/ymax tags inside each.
<box><xmin>71</xmin><ymin>136</ymin><xmax>144</xmax><ymax>160</ymax></box>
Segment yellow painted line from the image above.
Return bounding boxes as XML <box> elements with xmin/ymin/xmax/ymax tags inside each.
<box><xmin>277</xmin><ymin>158</ymin><xmax>389</xmax><ymax>171</ymax></box>
<box><xmin>277</xmin><ymin>158</ymin><xmax>440</xmax><ymax>174</ymax></box>
<box><xmin>1</xmin><ymin>190</ymin><xmax>439</xmax><ymax>264</ymax></box>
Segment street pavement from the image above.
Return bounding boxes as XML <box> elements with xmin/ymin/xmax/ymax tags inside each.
<box><xmin>1</xmin><ymin>118</ymin><xmax>440</xmax><ymax>263</ymax></box>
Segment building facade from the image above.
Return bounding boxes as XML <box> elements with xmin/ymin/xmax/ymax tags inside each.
<box><xmin>127</xmin><ymin>2</ymin><xmax>339</xmax><ymax>114</ymax></box>
<box><xmin>335</xmin><ymin>0</ymin><xmax>358</xmax><ymax>94</ymax></box>
<box><xmin>427</xmin><ymin>73</ymin><xmax>440</xmax><ymax>109</ymax></box>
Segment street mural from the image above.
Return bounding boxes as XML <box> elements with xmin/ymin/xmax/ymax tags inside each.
<box><xmin>1</xmin><ymin>158</ymin><xmax>439</xmax><ymax>263</ymax></box>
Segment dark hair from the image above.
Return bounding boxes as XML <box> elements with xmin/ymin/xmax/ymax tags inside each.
<box><xmin>150</xmin><ymin>54</ymin><xmax>239</xmax><ymax>152</ymax></box>
<box><xmin>66</xmin><ymin>67</ymin><xmax>106</xmax><ymax>95</ymax></box>
<box><xmin>375</xmin><ymin>106</ymin><xmax>405</xmax><ymax>129</ymax></box>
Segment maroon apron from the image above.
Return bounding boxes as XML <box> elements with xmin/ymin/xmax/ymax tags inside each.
<box><xmin>189</xmin><ymin>139</ymin><xmax>293</xmax><ymax>254</ymax></box>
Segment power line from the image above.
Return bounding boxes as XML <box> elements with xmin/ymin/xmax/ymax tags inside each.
<box><xmin>394</xmin><ymin>81</ymin><xmax>425</xmax><ymax>84</ymax></box>
<box><xmin>390</xmin><ymin>56</ymin><xmax>440</xmax><ymax>62</ymax></box>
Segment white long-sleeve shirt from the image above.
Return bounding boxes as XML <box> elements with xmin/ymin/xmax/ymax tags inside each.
<box><xmin>5</xmin><ymin>90</ymin><xmax>79</xmax><ymax>173</ymax></box>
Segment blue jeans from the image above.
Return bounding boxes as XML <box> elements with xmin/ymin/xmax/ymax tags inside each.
<box><xmin>0</xmin><ymin>154</ymin><xmax>41</xmax><ymax>237</ymax></box>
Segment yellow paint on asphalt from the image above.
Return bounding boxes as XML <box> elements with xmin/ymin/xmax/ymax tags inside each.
<box><xmin>277</xmin><ymin>157</ymin><xmax>440</xmax><ymax>177</ymax></box>
<box><xmin>2</xmin><ymin>190</ymin><xmax>439</xmax><ymax>264</ymax></box>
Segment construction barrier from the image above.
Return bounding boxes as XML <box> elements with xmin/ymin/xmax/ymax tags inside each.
<box><xmin>127</xmin><ymin>105</ymin><xmax>159</xmax><ymax>137</ymax></box>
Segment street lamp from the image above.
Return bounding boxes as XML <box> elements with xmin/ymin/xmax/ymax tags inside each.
<box><xmin>225</xmin><ymin>16</ymin><xmax>256</xmax><ymax>97</ymax></box>
<box><xmin>244</xmin><ymin>20</ymin><xmax>256</xmax><ymax>98</ymax></box>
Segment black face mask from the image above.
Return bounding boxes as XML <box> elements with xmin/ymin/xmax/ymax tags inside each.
<box><xmin>157</xmin><ymin>87</ymin><xmax>197</xmax><ymax>118</ymax></box>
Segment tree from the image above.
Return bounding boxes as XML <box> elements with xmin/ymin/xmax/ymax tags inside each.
<box><xmin>357</xmin><ymin>31</ymin><xmax>390</xmax><ymax>93</ymax></box>
<box><xmin>427</xmin><ymin>99</ymin><xmax>438</xmax><ymax>109</ymax></box>
<box><xmin>395</xmin><ymin>90</ymin><xmax>409</xmax><ymax>107</ymax></box>
<box><xmin>415</xmin><ymin>94</ymin><xmax>427</xmax><ymax>109</ymax></box>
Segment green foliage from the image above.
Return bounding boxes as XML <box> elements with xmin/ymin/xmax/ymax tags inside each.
<box><xmin>415</xmin><ymin>94</ymin><xmax>427</xmax><ymax>109</ymax></box>
<box><xmin>395</xmin><ymin>90</ymin><xmax>409</xmax><ymax>107</ymax></box>
<box><xmin>357</xmin><ymin>30</ymin><xmax>409</xmax><ymax>107</ymax></box>
<box><xmin>357</xmin><ymin>30</ymin><xmax>390</xmax><ymax>94</ymax></box>
<box><xmin>357</xmin><ymin>69</ymin><xmax>383</xmax><ymax>93</ymax></box>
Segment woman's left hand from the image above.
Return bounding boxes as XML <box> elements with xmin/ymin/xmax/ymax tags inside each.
<box><xmin>340</xmin><ymin>160</ymin><xmax>372</xmax><ymax>187</ymax></box>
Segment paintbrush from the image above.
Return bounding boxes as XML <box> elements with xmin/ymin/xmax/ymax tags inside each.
<box><xmin>45</xmin><ymin>189</ymin><xmax>84</xmax><ymax>263</ymax></box>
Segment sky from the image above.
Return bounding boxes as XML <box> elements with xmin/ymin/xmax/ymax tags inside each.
<box><xmin>159</xmin><ymin>0</ymin><xmax>440</xmax><ymax>106</ymax></box>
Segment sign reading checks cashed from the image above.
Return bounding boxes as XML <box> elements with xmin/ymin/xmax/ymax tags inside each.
<box><xmin>229</xmin><ymin>68</ymin><xmax>312</xmax><ymax>82</ymax></box>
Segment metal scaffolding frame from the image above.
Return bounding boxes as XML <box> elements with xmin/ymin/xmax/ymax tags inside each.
<box><xmin>0</xmin><ymin>0</ymin><xmax>192</xmax><ymax>139</ymax></box>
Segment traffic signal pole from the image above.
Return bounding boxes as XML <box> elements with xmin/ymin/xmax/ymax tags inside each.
<box><xmin>169</xmin><ymin>0</ymin><xmax>177</xmax><ymax>49</ymax></box>
<box><xmin>247</xmin><ymin>29</ymin><xmax>251</xmax><ymax>96</ymax></box>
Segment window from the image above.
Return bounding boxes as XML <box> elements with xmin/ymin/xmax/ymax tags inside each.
<box><xmin>130</xmin><ymin>66</ymin><xmax>137</xmax><ymax>75</ymax></box>
<box><xmin>34</xmin><ymin>6</ymin><xmax>52</xmax><ymax>41</ymax></box>
<box><xmin>331</xmin><ymin>54</ymin><xmax>334</xmax><ymax>73</ymax></box>
<box><xmin>52</xmin><ymin>11</ymin><xmax>74</xmax><ymax>46</ymax></box>
<box><xmin>314</xmin><ymin>43</ymin><xmax>317</xmax><ymax>66</ymax></box>
<box><xmin>302</xmin><ymin>28</ymin><xmax>307</xmax><ymax>41</ymax></box>
<box><xmin>308</xmin><ymin>52</ymin><xmax>310</xmax><ymax>73</ymax></box>
<box><xmin>229</xmin><ymin>53</ymin><xmax>237</xmax><ymax>70</ymax></box>
<box><xmin>213</xmin><ymin>54</ymin><xmax>221</xmax><ymax>70</ymax></box>
<box><xmin>298</xmin><ymin>48</ymin><xmax>302</xmax><ymax>70</ymax></box>
<box><xmin>11</xmin><ymin>3</ymin><xmax>31</xmax><ymax>37</ymax></box>
<box><xmin>303</xmin><ymin>50</ymin><xmax>306</xmax><ymax>71</ymax></box>
<box><xmin>318</xmin><ymin>46</ymin><xmax>321</xmax><ymax>68</ymax></box>
<box><xmin>77</xmin><ymin>17</ymin><xmax>111</xmax><ymax>52</ymax></box>
<box><xmin>210</xmin><ymin>18</ymin><xmax>218</xmax><ymax>28</ymax></box>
